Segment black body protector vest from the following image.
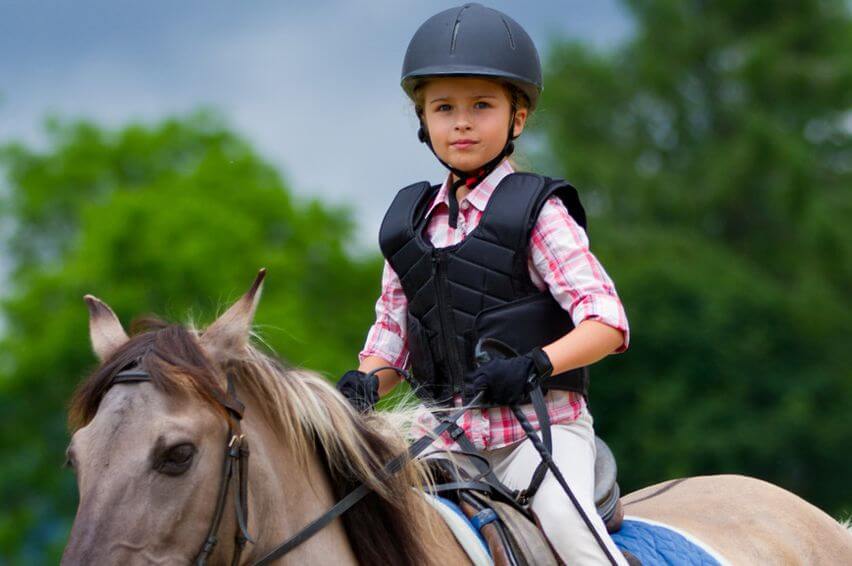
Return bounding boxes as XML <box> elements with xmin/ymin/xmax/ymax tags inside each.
<box><xmin>379</xmin><ymin>172</ymin><xmax>590</xmax><ymax>406</ymax></box>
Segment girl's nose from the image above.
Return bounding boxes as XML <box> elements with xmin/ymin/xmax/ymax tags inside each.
<box><xmin>454</xmin><ymin>115</ymin><xmax>472</xmax><ymax>131</ymax></box>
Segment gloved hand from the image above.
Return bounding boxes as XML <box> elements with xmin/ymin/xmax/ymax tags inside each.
<box><xmin>468</xmin><ymin>347</ymin><xmax>553</xmax><ymax>406</ymax></box>
<box><xmin>336</xmin><ymin>370</ymin><xmax>380</xmax><ymax>412</ymax></box>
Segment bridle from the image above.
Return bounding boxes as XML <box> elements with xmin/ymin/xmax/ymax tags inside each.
<box><xmin>105</xmin><ymin>361</ymin><xmax>482</xmax><ymax>565</ymax></box>
<box><xmin>111</xmin><ymin>363</ymin><xmax>252</xmax><ymax>566</ymax></box>
<box><xmin>106</xmin><ymin>346</ymin><xmax>618</xmax><ymax>565</ymax></box>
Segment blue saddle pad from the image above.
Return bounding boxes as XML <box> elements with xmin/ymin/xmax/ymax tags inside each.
<box><xmin>434</xmin><ymin>495</ymin><xmax>490</xmax><ymax>550</ymax></box>
<box><xmin>611</xmin><ymin>518</ymin><xmax>723</xmax><ymax>565</ymax></box>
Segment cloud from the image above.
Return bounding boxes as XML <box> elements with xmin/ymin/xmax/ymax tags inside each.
<box><xmin>0</xmin><ymin>0</ymin><xmax>631</xmax><ymax>250</ymax></box>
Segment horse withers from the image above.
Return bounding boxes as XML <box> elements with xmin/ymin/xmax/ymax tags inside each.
<box><xmin>62</xmin><ymin>270</ymin><xmax>852</xmax><ymax>564</ymax></box>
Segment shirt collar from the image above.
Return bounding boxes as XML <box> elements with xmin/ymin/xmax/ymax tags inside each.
<box><xmin>425</xmin><ymin>159</ymin><xmax>515</xmax><ymax>219</ymax></box>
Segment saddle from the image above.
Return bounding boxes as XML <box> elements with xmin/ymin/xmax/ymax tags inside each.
<box><xmin>594</xmin><ymin>436</ymin><xmax>624</xmax><ymax>533</ymax></box>
<box><xmin>429</xmin><ymin>436</ymin><xmax>624</xmax><ymax>565</ymax></box>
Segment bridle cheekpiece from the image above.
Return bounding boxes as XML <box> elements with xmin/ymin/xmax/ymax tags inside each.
<box><xmin>111</xmin><ymin>360</ymin><xmax>253</xmax><ymax>566</ymax></box>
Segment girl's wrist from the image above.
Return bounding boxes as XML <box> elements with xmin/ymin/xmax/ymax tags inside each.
<box><xmin>529</xmin><ymin>347</ymin><xmax>554</xmax><ymax>382</ymax></box>
<box><xmin>358</xmin><ymin>355</ymin><xmax>404</xmax><ymax>397</ymax></box>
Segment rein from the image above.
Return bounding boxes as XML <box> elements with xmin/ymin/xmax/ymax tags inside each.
<box><xmin>109</xmin><ymin>348</ymin><xmax>618</xmax><ymax>565</ymax></box>
<box><xmin>252</xmin><ymin>389</ymin><xmax>486</xmax><ymax>565</ymax></box>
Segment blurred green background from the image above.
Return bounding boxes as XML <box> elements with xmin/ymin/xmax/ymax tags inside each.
<box><xmin>1</xmin><ymin>0</ymin><xmax>850</xmax><ymax>562</ymax></box>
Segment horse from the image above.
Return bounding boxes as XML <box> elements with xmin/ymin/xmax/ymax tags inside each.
<box><xmin>62</xmin><ymin>270</ymin><xmax>852</xmax><ymax>564</ymax></box>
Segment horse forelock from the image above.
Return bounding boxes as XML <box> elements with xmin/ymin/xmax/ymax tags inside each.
<box><xmin>68</xmin><ymin>316</ymin><xmax>230</xmax><ymax>432</ymax></box>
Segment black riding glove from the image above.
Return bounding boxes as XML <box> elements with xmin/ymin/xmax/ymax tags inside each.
<box><xmin>468</xmin><ymin>347</ymin><xmax>553</xmax><ymax>406</ymax></box>
<box><xmin>336</xmin><ymin>370</ymin><xmax>380</xmax><ymax>412</ymax></box>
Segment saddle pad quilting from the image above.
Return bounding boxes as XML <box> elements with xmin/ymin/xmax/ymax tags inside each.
<box><xmin>611</xmin><ymin>516</ymin><xmax>727</xmax><ymax>566</ymax></box>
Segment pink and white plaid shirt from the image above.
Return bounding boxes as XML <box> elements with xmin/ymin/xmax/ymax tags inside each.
<box><xmin>360</xmin><ymin>160</ymin><xmax>629</xmax><ymax>450</ymax></box>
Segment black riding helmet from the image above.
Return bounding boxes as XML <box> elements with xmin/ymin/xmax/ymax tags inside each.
<box><xmin>401</xmin><ymin>3</ymin><xmax>543</xmax><ymax>228</ymax></box>
<box><xmin>401</xmin><ymin>3</ymin><xmax>542</xmax><ymax>110</ymax></box>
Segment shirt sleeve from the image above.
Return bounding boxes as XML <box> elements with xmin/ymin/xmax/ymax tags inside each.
<box><xmin>358</xmin><ymin>259</ymin><xmax>411</xmax><ymax>367</ymax></box>
<box><xmin>527</xmin><ymin>196</ymin><xmax>630</xmax><ymax>352</ymax></box>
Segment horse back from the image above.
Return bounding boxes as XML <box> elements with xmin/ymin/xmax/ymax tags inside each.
<box><xmin>621</xmin><ymin>474</ymin><xmax>852</xmax><ymax>565</ymax></box>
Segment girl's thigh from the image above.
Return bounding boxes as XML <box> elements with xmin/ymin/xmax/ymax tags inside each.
<box><xmin>488</xmin><ymin>411</ymin><xmax>597</xmax><ymax>497</ymax></box>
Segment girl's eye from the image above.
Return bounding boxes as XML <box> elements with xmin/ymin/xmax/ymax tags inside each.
<box><xmin>474</xmin><ymin>101</ymin><xmax>491</xmax><ymax>109</ymax></box>
<box><xmin>436</xmin><ymin>104</ymin><xmax>452</xmax><ymax>112</ymax></box>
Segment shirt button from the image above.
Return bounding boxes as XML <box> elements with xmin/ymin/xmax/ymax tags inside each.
<box><xmin>460</xmin><ymin>201</ymin><xmax>470</xmax><ymax>210</ymax></box>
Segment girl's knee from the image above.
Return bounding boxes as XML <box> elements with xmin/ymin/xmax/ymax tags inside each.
<box><xmin>533</xmin><ymin>496</ymin><xmax>597</xmax><ymax>536</ymax></box>
<box><xmin>534</xmin><ymin>501</ymin><xmax>622</xmax><ymax>564</ymax></box>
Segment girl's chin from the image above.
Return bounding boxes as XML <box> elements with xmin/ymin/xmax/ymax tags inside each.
<box><xmin>444</xmin><ymin>156</ymin><xmax>495</xmax><ymax>173</ymax></box>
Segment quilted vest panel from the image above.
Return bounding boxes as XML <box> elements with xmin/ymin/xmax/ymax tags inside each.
<box><xmin>379</xmin><ymin>172</ymin><xmax>590</xmax><ymax>405</ymax></box>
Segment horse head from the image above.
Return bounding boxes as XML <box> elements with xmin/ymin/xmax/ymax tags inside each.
<box><xmin>62</xmin><ymin>270</ymin><xmax>267</xmax><ymax>564</ymax></box>
<box><xmin>61</xmin><ymin>269</ymin><xmax>457</xmax><ymax>566</ymax></box>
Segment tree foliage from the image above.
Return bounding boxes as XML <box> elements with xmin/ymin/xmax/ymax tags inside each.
<box><xmin>0</xmin><ymin>113</ymin><xmax>381</xmax><ymax>562</ymax></box>
<box><xmin>535</xmin><ymin>0</ymin><xmax>851</xmax><ymax>515</ymax></box>
<box><xmin>1</xmin><ymin>1</ymin><xmax>850</xmax><ymax>562</ymax></box>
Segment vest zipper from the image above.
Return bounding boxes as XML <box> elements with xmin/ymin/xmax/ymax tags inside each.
<box><xmin>432</xmin><ymin>250</ymin><xmax>462</xmax><ymax>396</ymax></box>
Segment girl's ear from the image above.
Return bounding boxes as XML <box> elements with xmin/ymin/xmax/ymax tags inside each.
<box><xmin>512</xmin><ymin>107</ymin><xmax>529</xmax><ymax>139</ymax></box>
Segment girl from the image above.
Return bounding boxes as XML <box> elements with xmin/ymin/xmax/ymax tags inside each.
<box><xmin>339</xmin><ymin>4</ymin><xmax>630</xmax><ymax>564</ymax></box>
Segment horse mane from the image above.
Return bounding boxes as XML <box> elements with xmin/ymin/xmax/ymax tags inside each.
<box><xmin>68</xmin><ymin>315</ymin><xmax>444</xmax><ymax>566</ymax></box>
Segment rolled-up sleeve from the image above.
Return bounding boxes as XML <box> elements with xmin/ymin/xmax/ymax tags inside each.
<box><xmin>528</xmin><ymin>196</ymin><xmax>630</xmax><ymax>352</ymax></box>
<box><xmin>358</xmin><ymin>260</ymin><xmax>411</xmax><ymax>367</ymax></box>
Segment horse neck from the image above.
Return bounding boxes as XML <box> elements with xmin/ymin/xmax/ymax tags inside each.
<box><xmin>233</xmin><ymin>378</ymin><xmax>470</xmax><ymax>566</ymax></box>
<box><xmin>239</xmin><ymin>395</ymin><xmax>359</xmax><ymax>565</ymax></box>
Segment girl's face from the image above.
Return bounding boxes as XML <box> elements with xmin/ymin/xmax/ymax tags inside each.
<box><xmin>420</xmin><ymin>77</ymin><xmax>528</xmax><ymax>174</ymax></box>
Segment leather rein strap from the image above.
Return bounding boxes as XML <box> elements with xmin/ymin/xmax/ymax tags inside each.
<box><xmin>111</xmin><ymin>366</ymin><xmax>253</xmax><ymax>566</ymax></box>
<box><xmin>252</xmin><ymin>390</ymin><xmax>486</xmax><ymax>565</ymax></box>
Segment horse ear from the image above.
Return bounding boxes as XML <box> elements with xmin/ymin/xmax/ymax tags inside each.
<box><xmin>84</xmin><ymin>295</ymin><xmax>130</xmax><ymax>362</ymax></box>
<box><xmin>201</xmin><ymin>269</ymin><xmax>267</xmax><ymax>362</ymax></box>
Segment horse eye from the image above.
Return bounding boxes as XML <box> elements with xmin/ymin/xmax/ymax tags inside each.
<box><xmin>157</xmin><ymin>443</ymin><xmax>196</xmax><ymax>476</ymax></box>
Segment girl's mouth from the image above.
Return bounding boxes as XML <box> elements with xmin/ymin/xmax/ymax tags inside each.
<box><xmin>451</xmin><ymin>140</ymin><xmax>477</xmax><ymax>150</ymax></box>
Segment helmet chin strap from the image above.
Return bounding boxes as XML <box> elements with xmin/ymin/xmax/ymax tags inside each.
<box><xmin>418</xmin><ymin>111</ymin><xmax>517</xmax><ymax>229</ymax></box>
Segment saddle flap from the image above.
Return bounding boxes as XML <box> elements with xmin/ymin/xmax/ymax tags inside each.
<box><xmin>594</xmin><ymin>436</ymin><xmax>624</xmax><ymax>532</ymax></box>
<box><xmin>594</xmin><ymin>436</ymin><xmax>617</xmax><ymax>505</ymax></box>
<box><xmin>461</xmin><ymin>491</ymin><xmax>559</xmax><ymax>566</ymax></box>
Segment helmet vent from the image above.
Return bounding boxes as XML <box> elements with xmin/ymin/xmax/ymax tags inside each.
<box><xmin>450</xmin><ymin>4</ymin><xmax>471</xmax><ymax>53</ymax></box>
<box><xmin>501</xmin><ymin>18</ymin><xmax>516</xmax><ymax>49</ymax></box>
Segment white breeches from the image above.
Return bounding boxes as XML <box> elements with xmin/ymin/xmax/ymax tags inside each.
<box><xmin>479</xmin><ymin>410</ymin><xmax>627</xmax><ymax>565</ymax></box>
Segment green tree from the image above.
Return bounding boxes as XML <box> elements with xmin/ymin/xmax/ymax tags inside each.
<box><xmin>535</xmin><ymin>0</ymin><xmax>852</xmax><ymax>515</ymax></box>
<box><xmin>0</xmin><ymin>113</ymin><xmax>381</xmax><ymax>562</ymax></box>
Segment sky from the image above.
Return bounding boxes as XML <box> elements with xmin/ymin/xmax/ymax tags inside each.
<box><xmin>0</xmin><ymin>0</ymin><xmax>632</xmax><ymax>251</ymax></box>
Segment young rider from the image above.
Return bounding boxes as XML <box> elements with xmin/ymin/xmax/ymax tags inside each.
<box><xmin>338</xmin><ymin>4</ymin><xmax>630</xmax><ymax>564</ymax></box>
